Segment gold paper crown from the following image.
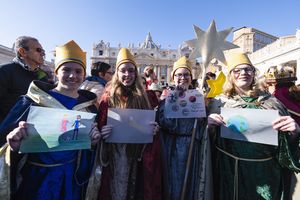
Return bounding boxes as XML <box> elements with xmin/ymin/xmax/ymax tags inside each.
<box><xmin>264</xmin><ymin>65</ymin><xmax>297</xmax><ymax>83</ymax></box>
<box><xmin>55</xmin><ymin>40</ymin><xmax>86</xmax><ymax>72</ymax></box>
<box><xmin>116</xmin><ymin>48</ymin><xmax>136</xmax><ymax>68</ymax></box>
<box><xmin>226</xmin><ymin>52</ymin><xmax>252</xmax><ymax>71</ymax></box>
<box><xmin>171</xmin><ymin>56</ymin><xmax>192</xmax><ymax>79</ymax></box>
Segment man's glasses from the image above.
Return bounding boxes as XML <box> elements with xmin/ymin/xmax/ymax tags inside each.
<box><xmin>231</xmin><ymin>67</ymin><xmax>255</xmax><ymax>75</ymax></box>
<box><xmin>174</xmin><ymin>73</ymin><xmax>191</xmax><ymax>78</ymax></box>
<box><xmin>24</xmin><ymin>47</ymin><xmax>45</xmax><ymax>53</ymax></box>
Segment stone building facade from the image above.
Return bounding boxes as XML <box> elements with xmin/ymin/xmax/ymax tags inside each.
<box><xmin>91</xmin><ymin>33</ymin><xmax>201</xmax><ymax>85</ymax></box>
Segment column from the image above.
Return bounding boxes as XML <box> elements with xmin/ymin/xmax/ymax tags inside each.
<box><xmin>156</xmin><ymin>65</ymin><xmax>161</xmax><ymax>82</ymax></box>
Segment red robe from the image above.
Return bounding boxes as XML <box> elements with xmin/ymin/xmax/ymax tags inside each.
<box><xmin>97</xmin><ymin>92</ymin><xmax>163</xmax><ymax>200</ymax></box>
<box><xmin>274</xmin><ymin>86</ymin><xmax>300</xmax><ymax>124</ymax></box>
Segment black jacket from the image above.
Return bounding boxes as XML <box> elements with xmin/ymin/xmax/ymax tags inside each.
<box><xmin>0</xmin><ymin>61</ymin><xmax>49</xmax><ymax>123</ymax></box>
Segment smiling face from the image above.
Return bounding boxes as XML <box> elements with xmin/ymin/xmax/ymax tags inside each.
<box><xmin>173</xmin><ymin>68</ymin><xmax>192</xmax><ymax>89</ymax></box>
<box><xmin>117</xmin><ymin>63</ymin><xmax>136</xmax><ymax>87</ymax></box>
<box><xmin>55</xmin><ymin>62</ymin><xmax>85</xmax><ymax>94</ymax></box>
<box><xmin>231</xmin><ymin>64</ymin><xmax>255</xmax><ymax>92</ymax></box>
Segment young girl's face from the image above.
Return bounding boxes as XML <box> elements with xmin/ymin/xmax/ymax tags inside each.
<box><xmin>56</xmin><ymin>62</ymin><xmax>85</xmax><ymax>92</ymax></box>
<box><xmin>173</xmin><ymin>68</ymin><xmax>192</xmax><ymax>89</ymax></box>
<box><xmin>117</xmin><ymin>63</ymin><xmax>136</xmax><ymax>87</ymax></box>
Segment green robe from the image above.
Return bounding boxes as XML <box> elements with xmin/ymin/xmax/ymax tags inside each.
<box><xmin>208</xmin><ymin>93</ymin><xmax>300</xmax><ymax>200</ymax></box>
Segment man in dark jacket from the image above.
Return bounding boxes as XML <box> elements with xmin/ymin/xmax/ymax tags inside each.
<box><xmin>0</xmin><ymin>36</ymin><xmax>49</xmax><ymax>123</ymax></box>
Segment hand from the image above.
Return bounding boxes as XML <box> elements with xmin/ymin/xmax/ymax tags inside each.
<box><xmin>208</xmin><ymin>114</ymin><xmax>225</xmax><ymax>126</ymax></box>
<box><xmin>272</xmin><ymin>116</ymin><xmax>300</xmax><ymax>134</ymax></box>
<box><xmin>101</xmin><ymin>125</ymin><xmax>113</xmax><ymax>139</ymax></box>
<box><xmin>90</xmin><ymin>123</ymin><xmax>101</xmax><ymax>146</ymax></box>
<box><xmin>6</xmin><ymin>121</ymin><xmax>28</xmax><ymax>151</ymax></box>
<box><xmin>150</xmin><ymin>121</ymin><xmax>160</xmax><ymax>135</ymax></box>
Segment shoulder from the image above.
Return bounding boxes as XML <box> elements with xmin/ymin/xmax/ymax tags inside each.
<box><xmin>0</xmin><ymin>62</ymin><xmax>21</xmax><ymax>71</ymax></box>
<box><xmin>0</xmin><ymin>62</ymin><xmax>20</xmax><ymax>77</ymax></box>
<box><xmin>78</xmin><ymin>89</ymin><xmax>97</xmax><ymax>102</ymax></box>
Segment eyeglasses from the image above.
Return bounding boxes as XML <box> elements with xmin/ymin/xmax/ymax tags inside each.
<box><xmin>118</xmin><ymin>68</ymin><xmax>135</xmax><ymax>74</ymax></box>
<box><xmin>174</xmin><ymin>73</ymin><xmax>191</xmax><ymax>78</ymax></box>
<box><xmin>231</xmin><ymin>67</ymin><xmax>255</xmax><ymax>75</ymax></box>
<box><xmin>106</xmin><ymin>71</ymin><xmax>113</xmax><ymax>75</ymax></box>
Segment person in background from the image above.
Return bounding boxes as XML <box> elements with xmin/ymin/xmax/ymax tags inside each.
<box><xmin>207</xmin><ymin>52</ymin><xmax>300</xmax><ymax>200</ymax></box>
<box><xmin>143</xmin><ymin>66</ymin><xmax>157</xmax><ymax>89</ymax></box>
<box><xmin>264</xmin><ymin>65</ymin><xmax>300</xmax><ymax>199</ymax></box>
<box><xmin>0</xmin><ymin>36</ymin><xmax>49</xmax><ymax>123</ymax></box>
<box><xmin>203</xmin><ymin>72</ymin><xmax>216</xmax><ymax>94</ymax></box>
<box><xmin>80</xmin><ymin>61</ymin><xmax>113</xmax><ymax>106</ymax></box>
<box><xmin>96</xmin><ymin>48</ymin><xmax>162</xmax><ymax>200</ymax></box>
<box><xmin>157</xmin><ymin>56</ymin><xmax>212</xmax><ymax>199</ymax></box>
<box><xmin>141</xmin><ymin>75</ymin><xmax>159</xmax><ymax>109</ymax></box>
<box><xmin>0</xmin><ymin>40</ymin><xmax>101</xmax><ymax>200</ymax></box>
<box><xmin>149</xmin><ymin>82</ymin><xmax>163</xmax><ymax>103</ymax></box>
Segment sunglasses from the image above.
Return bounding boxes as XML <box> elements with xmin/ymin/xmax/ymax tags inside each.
<box><xmin>35</xmin><ymin>48</ymin><xmax>45</xmax><ymax>53</ymax></box>
<box><xmin>24</xmin><ymin>47</ymin><xmax>45</xmax><ymax>53</ymax></box>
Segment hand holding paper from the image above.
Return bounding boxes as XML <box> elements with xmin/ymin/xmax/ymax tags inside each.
<box><xmin>101</xmin><ymin>125</ymin><xmax>113</xmax><ymax>139</ymax></box>
<box><xmin>272</xmin><ymin>116</ymin><xmax>300</xmax><ymax>134</ymax></box>
<box><xmin>90</xmin><ymin>123</ymin><xmax>101</xmax><ymax>146</ymax></box>
<box><xmin>6</xmin><ymin>121</ymin><xmax>28</xmax><ymax>151</ymax></box>
<box><xmin>208</xmin><ymin>113</ymin><xmax>225</xmax><ymax>126</ymax></box>
<box><xmin>150</xmin><ymin>121</ymin><xmax>160</xmax><ymax>135</ymax></box>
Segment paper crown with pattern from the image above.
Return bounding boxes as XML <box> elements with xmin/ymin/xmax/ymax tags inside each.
<box><xmin>171</xmin><ymin>56</ymin><xmax>192</xmax><ymax>79</ymax></box>
<box><xmin>116</xmin><ymin>48</ymin><xmax>136</xmax><ymax>68</ymax></box>
<box><xmin>55</xmin><ymin>40</ymin><xmax>86</xmax><ymax>72</ymax></box>
<box><xmin>226</xmin><ymin>52</ymin><xmax>253</xmax><ymax>71</ymax></box>
<box><xmin>264</xmin><ymin>65</ymin><xmax>297</xmax><ymax>83</ymax></box>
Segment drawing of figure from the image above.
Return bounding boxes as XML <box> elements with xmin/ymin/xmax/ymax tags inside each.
<box><xmin>72</xmin><ymin>115</ymin><xmax>81</xmax><ymax>140</ymax></box>
<box><xmin>60</xmin><ymin>114</ymin><xmax>69</xmax><ymax>132</ymax></box>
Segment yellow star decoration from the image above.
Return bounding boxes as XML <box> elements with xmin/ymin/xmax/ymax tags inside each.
<box><xmin>185</xmin><ymin>20</ymin><xmax>238</xmax><ymax>67</ymax></box>
<box><xmin>206</xmin><ymin>71</ymin><xmax>226</xmax><ymax>98</ymax></box>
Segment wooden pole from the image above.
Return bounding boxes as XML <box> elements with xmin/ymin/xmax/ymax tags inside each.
<box><xmin>181</xmin><ymin>61</ymin><xmax>207</xmax><ymax>199</ymax></box>
<box><xmin>180</xmin><ymin>118</ymin><xmax>198</xmax><ymax>200</ymax></box>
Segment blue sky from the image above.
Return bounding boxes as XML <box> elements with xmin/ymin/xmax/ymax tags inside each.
<box><xmin>1</xmin><ymin>0</ymin><xmax>300</xmax><ymax>67</ymax></box>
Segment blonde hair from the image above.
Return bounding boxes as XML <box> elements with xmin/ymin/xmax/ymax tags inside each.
<box><xmin>223</xmin><ymin>68</ymin><xmax>261</xmax><ymax>97</ymax></box>
<box><xmin>108</xmin><ymin>68</ymin><xmax>151</xmax><ymax>109</ymax></box>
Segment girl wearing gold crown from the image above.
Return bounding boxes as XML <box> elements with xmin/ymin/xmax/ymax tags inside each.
<box><xmin>0</xmin><ymin>40</ymin><xmax>101</xmax><ymax>199</ymax></box>
<box><xmin>156</xmin><ymin>56</ymin><xmax>211</xmax><ymax>200</ymax></box>
<box><xmin>207</xmin><ymin>52</ymin><xmax>300</xmax><ymax>200</ymax></box>
<box><xmin>95</xmin><ymin>48</ymin><xmax>162</xmax><ymax>200</ymax></box>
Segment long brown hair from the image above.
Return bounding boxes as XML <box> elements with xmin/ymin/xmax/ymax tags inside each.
<box><xmin>107</xmin><ymin>67</ymin><xmax>151</xmax><ymax>109</ymax></box>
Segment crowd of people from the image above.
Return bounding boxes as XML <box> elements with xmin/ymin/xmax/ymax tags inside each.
<box><xmin>0</xmin><ymin>36</ymin><xmax>299</xmax><ymax>200</ymax></box>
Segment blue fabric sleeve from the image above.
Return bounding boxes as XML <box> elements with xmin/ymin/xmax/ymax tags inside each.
<box><xmin>0</xmin><ymin>95</ymin><xmax>33</xmax><ymax>146</ymax></box>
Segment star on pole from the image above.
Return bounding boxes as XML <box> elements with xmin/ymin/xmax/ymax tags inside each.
<box><xmin>185</xmin><ymin>20</ymin><xmax>238</xmax><ymax>67</ymax></box>
<box><xmin>185</xmin><ymin>20</ymin><xmax>238</xmax><ymax>88</ymax></box>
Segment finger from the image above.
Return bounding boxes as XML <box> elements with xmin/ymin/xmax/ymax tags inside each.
<box><xmin>19</xmin><ymin>121</ymin><xmax>28</xmax><ymax>128</ymax></box>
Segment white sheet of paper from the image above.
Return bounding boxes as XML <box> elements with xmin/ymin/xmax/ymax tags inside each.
<box><xmin>220</xmin><ymin>108</ymin><xmax>279</xmax><ymax>146</ymax></box>
<box><xmin>20</xmin><ymin>106</ymin><xmax>96</xmax><ymax>153</ymax></box>
<box><xmin>106</xmin><ymin>108</ymin><xmax>155</xmax><ymax>143</ymax></box>
<box><xmin>164</xmin><ymin>89</ymin><xmax>206</xmax><ymax>118</ymax></box>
